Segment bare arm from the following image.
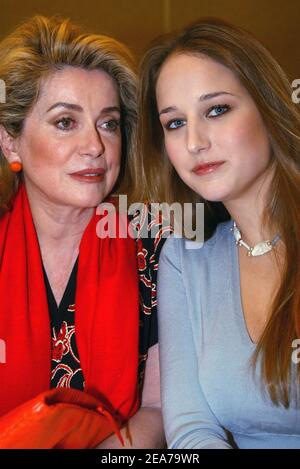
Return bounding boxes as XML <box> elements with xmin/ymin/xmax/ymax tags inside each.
<box><xmin>97</xmin><ymin>343</ymin><xmax>165</xmax><ymax>449</ymax></box>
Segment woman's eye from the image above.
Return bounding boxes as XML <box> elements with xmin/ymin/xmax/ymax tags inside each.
<box><xmin>55</xmin><ymin>117</ymin><xmax>76</xmax><ymax>131</ymax></box>
<box><xmin>206</xmin><ymin>104</ymin><xmax>230</xmax><ymax>118</ymax></box>
<box><xmin>100</xmin><ymin>119</ymin><xmax>120</xmax><ymax>132</ymax></box>
<box><xmin>166</xmin><ymin>119</ymin><xmax>186</xmax><ymax>130</ymax></box>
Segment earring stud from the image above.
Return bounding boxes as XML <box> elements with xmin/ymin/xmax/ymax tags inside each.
<box><xmin>9</xmin><ymin>162</ymin><xmax>23</xmax><ymax>173</ymax></box>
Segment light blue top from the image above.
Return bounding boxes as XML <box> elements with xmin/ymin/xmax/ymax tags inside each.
<box><xmin>157</xmin><ymin>221</ymin><xmax>300</xmax><ymax>449</ymax></box>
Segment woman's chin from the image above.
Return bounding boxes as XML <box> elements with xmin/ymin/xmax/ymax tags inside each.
<box><xmin>194</xmin><ymin>190</ymin><xmax>228</xmax><ymax>204</ymax></box>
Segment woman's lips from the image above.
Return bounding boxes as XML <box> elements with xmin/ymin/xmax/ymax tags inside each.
<box><xmin>69</xmin><ymin>168</ymin><xmax>105</xmax><ymax>183</ymax></box>
<box><xmin>192</xmin><ymin>161</ymin><xmax>225</xmax><ymax>176</ymax></box>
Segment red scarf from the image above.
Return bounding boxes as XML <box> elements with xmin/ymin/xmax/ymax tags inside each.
<box><xmin>0</xmin><ymin>184</ymin><xmax>139</xmax><ymax>421</ymax></box>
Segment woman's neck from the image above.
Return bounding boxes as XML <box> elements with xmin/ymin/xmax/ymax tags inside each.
<box><xmin>225</xmin><ymin>201</ymin><xmax>269</xmax><ymax>246</ymax></box>
<box><xmin>25</xmin><ymin>184</ymin><xmax>94</xmax><ymax>250</ymax></box>
<box><xmin>223</xmin><ymin>166</ymin><xmax>277</xmax><ymax>246</ymax></box>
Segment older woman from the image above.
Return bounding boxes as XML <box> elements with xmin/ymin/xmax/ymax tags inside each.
<box><xmin>138</xmin><ymin>18</ymin><xmax>300</xmax><ymax>448</ymax></box>
<box><xmin>0</xmin><ymin>15</ymin><xmax>164</xmax><ymax>448</ymax></box>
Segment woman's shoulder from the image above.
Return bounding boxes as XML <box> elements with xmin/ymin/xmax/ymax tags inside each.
<box><xmin>160</xmin><ymin>220</ymin><xmax>232</xmax><ymax>261</ymax></box>
<box><xmin>129</xmin><ymin>203</ymin><xmax>173</xmax><ymax>264</ymax></box>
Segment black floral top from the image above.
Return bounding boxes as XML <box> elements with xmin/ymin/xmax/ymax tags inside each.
<box><xmin>45</xmin><ymin>206</ymin><xmax>172</xmax><ymax>392</ymax></box>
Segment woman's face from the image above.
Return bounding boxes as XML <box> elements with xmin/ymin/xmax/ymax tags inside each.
<box><xmin>156</xmin><ymin>53</ymin><xmax>273</xmax><ymax>205</ymax></box>
<box><xmin>15</xmin><ymin>66</ymin><xmax>121</xmax><ymax>208</ymax></box>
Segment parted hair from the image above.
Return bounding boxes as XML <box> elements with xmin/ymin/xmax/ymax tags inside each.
<box><xmin>0</xmin><ymin>15</ymin><xmax>138</xmax><ymax>213</ymax></box>
<box><xmin>138</xmin><ymin>17</ymin><xmax>300</xmax><ymax>407</ymax></box>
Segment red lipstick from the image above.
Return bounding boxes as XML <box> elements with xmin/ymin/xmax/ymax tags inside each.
<box><xmin>192</xmin><ymin>161</ymin><xmax>225</xmax><ymax>176</ymax></box>
<box><xmin>70</xmin><ymin>168</ymin><xmax>105</xmax><ymax>183</ymax></box>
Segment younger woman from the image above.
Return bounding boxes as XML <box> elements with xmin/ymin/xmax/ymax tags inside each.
<box><xmin>138</xmin><ymin>18</ymin><xmax>300</xmax><ymax>448</ymax></box>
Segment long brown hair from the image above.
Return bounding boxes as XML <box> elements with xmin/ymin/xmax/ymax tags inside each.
<box><xmin>138</xmin><ymin>17</ymin><xmax>300</xmax><ymax>406</ymax></box>
<box><xmin>0</xmin><ymin>15</ymin><xmax>138</xmax><ymax>214</ymax></box>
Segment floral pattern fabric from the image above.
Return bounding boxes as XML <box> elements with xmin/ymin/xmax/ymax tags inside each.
<box><xmin>46</xmin><ymin>205</ymin><xmax>172</xmax><ymax>391</ymax></box>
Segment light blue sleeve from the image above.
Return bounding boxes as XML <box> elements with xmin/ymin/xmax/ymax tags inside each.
<box><xmin>157</xmin><ymin>238</ymin><xmax>232</xmax><ymax>449</ymax></box>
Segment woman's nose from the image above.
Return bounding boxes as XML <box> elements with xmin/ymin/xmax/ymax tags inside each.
<box><xmin>80</xmin><ymin>126</ymin><xmax>105</xmax><ymax>158</ymax></box>
<box><xmin>187</xmin><ymin>122</ymin><xmax>210</xmax><ymax>154</ymax></box>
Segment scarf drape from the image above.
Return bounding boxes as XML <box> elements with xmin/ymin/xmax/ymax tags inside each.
<box><xmin>0</xmin><ymin>184</ymin><xmax>139</xmax><ymax>421</ymax></box>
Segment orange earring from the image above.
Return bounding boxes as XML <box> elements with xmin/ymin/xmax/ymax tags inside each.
<box><xmin>9</xmin><ymin>162</ymin><xmax>23</xmax><ymax>173</ymax></box>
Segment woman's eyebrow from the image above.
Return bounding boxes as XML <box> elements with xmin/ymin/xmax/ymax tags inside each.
<box><xmin>46</xmin><ymin>103</ymin><xmax>121</xmax><ymax>114</ymax></box>
<box><xmin>100</xmin><ymin>106</ymin><xmax>121</xmax><ymax>114</ymax></box>
<box><xmin>46</xmin><ymin>102</ymin><xmax>83</xmax><ymax>113</ymax></box>
<box><xmin>159</xmin><ymin>106</ymin><xmax>177</xmax><ymax>116</ymax></box>
<box><xmin>199</xmin><ymin>91</ymin><xmax>235</xmax><ymax>101</ymax></box>
<box><xmin>46</xmin><ymin>102</ymin><xmax>121</xmax><ymax>114</ymax></box>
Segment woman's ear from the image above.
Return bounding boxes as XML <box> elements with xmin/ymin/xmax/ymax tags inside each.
<box><xmin>0</xmin><ymin>125</ymin><xmax>21</xmax><ymax>164</ymax></box>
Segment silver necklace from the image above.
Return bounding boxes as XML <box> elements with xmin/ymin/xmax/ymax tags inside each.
<box><xmin>231</xmin><ymin>221</ymin><xmax>280</xmax><ymax>257</ymax></box>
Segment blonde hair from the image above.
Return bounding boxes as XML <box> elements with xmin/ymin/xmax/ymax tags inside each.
<box><xmin>138</xmin><ymin>17</ymin><xmax>300</xmax><ymax>406</ymax></box>
<box><xmin>0</xmin><ymin>15</ymin><xmax>138</xmax><ymax>213</ymax></box>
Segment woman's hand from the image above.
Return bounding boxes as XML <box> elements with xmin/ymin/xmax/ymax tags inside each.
<box><xmin>97</xmin><ymin>344</ymin><xmax>165</xmax><ymax>449</ymax></box>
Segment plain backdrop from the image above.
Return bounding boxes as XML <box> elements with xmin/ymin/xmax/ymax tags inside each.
<box><xmin>0</xmin><ymin>0</ymin><xmax>299</xmax><ymax>80</ymax></box>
